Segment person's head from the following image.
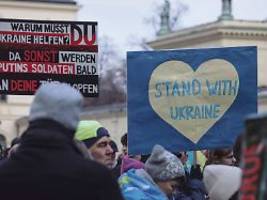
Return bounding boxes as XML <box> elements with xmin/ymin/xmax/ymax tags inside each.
<box><xmin>29</xmin><ymin>82</ymin><xmax>83</xmax><ymax>132</ymax></box>
<box><xmin>145</xmin><ymin>145</ymin><xmax>185</xmax><ymax>197</ymax></box>
<box><xmin>75</xmin><ymin>120</ymin><xmax>114</xmax><ymax>169</ymax></box>
<box><xmin>203</xmin><ymin>165</ymin><xmax>242</xmax><ymax>200</ymax></box>
<box><xmin>120</xmin><ymin>133</ymin><xmax>127</xmax><ymax>156</ymax></box>
<box><xmin>206</xmin><ymin>148</ymin><xmax>236</xmax><ymax>166</ymax></box>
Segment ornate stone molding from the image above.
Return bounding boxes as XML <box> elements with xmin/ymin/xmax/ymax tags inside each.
<box><xmin>148</xmin><ymin>20</ymin><xmax>267</xmax><ymax>49</ymax></box>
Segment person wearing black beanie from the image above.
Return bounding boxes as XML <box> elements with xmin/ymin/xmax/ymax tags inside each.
<box><xmin>75</xmin><ymin>120</ymin><xmax>115</xmax><ymax>169</ymax></box>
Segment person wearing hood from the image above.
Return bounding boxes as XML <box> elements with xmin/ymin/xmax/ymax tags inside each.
<box><xmin>119</xmin><ymin>144</ymin><xmax>186</xmax><ymax>200</ymax></box>
<box><xmin>0</xmin><ymin>83</ymin><xmax>123</xmax><ymax>200</ymax></box>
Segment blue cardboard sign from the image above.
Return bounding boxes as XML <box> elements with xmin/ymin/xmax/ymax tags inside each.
<box><xmin>127</xmin><ymin>46</ymin><xmax>257</xmax><ymax>155</ymax></box>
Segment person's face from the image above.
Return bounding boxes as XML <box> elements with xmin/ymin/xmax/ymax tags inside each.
<box><xmin>89</xmin><ymin>136</ymin><xmax>114</xmax><ymax>169</ymax></box>
<box><xmin>221</xmin><ymin>151</ymin><xmax>236</xmax><ymax>166</ymax></box>
<box><xmin>156</xmin><ymin>180</ymin><xmax>178</xmax><ymax>197</ymax></box>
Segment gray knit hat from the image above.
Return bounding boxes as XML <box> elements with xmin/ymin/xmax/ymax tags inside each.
<box><xmin>145</xmin><ymin>145</ymin><xmax>185</xmax><ymax>181</ymax></box>
<box><xmin>29</xmin><ymin>83</ymin><xmax>83</xmax><ymax>130</ymax></box>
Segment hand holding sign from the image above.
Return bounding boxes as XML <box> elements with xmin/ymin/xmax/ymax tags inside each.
<box><xmin>149</xmin><ymin>59</ymin><xmax>239</xmax><ymax>143</ymax></box>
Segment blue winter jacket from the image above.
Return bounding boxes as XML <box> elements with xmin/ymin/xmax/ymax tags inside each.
<box><xmin>119</xmin><ymin>169</ymin><xmax>169</xmax><ymax>200</ymax></box>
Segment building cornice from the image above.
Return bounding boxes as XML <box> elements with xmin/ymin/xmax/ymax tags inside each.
<box><xmin>0</xmin><ymin>0</ymin><xmax>79</xmax><ymax>11</ymax></box>
<box><xmin>148</xmin><ymin>20</ymin><xmax>267</xmax><ymax>49</ymax></box>
<box><xmin>11</xmin><ymin>0</ymin><xmax>76</xmax><ymax>4</ymax></box>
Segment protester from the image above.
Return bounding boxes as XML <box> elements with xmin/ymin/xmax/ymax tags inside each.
<box><xmin>117</xmin><ymin>139</ymin><xmax>145</xmax><ymax>178</ymax></box>
<box><xmin>176</xmin><ymin>151</ymin><xmax>190</xmax><ymax>175</ymax></box>
<box><xmin>205</xmin><ymin>148</ymin><xmax>236</xmax><ymax>166</ymax></box>
<box><xmin>233</xmin><ymin>134</ymin><xmax>243</xmax><ymax>166</ymax></box>
<box><xmin>121</xmin><ymin>133</ymin><xmax>128</xmax><ymax>156</ymax></box>
<box><xmin>0</xmin><ymin>83</ymin><xmax>123</xmax><ymax>200</ymax></box>
<box><xmin>120</xmin><ymin>133</ymin><xmax>142</xmax><ymax>161</ymax></box>
<box><xmin>203</xmin><ymin>165</ymin><xmax>242</xmax><ymax>200</ymax></box>
<box><xmin>119</xmin><ymin>144</ymin><xmax>185</xmax><ymax>200</ymax></box>
<box><xmin>173</xmin><ymin>151</ymin><xmax>207</xmax><ymax>200</ymax></box>
<box><xmin>120</xmin><ymin>155</ymin><xmax>145</xmax><ymax>174</ymax></box>
<box><xmin>75</xmin><ymin>120</ymin><xmax>115</xmax><ymax>169</ymax></box>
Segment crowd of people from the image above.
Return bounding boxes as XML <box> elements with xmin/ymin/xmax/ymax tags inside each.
<box><xmin>0</xmin><ymin>83</ymin><xmax>253</xmax><ymax>199</ymax></box>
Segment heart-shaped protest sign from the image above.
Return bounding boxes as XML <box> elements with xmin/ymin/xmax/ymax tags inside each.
<box><xmin>148</xmin><ymin>59</ymin><xmax>239</xmax><ymax>143</ymax></box>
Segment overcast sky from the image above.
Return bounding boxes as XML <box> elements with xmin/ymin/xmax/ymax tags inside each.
<box><xmin>77</xmin><ymin>0</ymin><xmax>266</xmax><ymax>56</ymax></box>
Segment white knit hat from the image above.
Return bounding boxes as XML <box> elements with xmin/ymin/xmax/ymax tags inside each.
<box><xmin>29</xmin><ymin>83</ymin><xmax>83</xmax><ymax>130</ymax></box>
<box><xmin>203</xmin><ymin>165</ymin><xmax>242</xmax><ymax>200</ymax></box>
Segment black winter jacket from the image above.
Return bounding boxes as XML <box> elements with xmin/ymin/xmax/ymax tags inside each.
<box><xmin>0</xmin><ymin>119</ymin><xmax>124</xmax><ymax>200</ymax></box>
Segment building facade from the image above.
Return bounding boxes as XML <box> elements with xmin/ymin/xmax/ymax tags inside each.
<box><xmin>0</xmin><ymin>0</ymin><xmax>79</xmax><ymax>146</ymax></box>
<box><xmin>0</xmin><ymin>0</ymin><xmax>127</xmax><ymax>149</ymax></box>
<box><xmin>0</xmin><ymin>0</ymin><xmax>266</xmax><ymax>150</ymax></box>
<box><xmin>148</xmin><ymin>1</ymin><xmax>267</xmax><ymax>113</ymax></box>
<box><xmin>148</xmin><ymin>20</ymin><xmax>267</xmax><ymax>89</ymax></box>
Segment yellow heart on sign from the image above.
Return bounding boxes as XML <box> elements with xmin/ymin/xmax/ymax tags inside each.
<box><xmin>148</xmin><ymin>59</ymin><xmax>239</xmax><ymax>143</ymax></box>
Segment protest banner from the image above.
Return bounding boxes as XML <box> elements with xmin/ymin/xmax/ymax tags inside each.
<box><xmin>127</xmin><ymin>46</ymin><xmax>257</xmax><ymax>155</ymax></box>
<box><xmin>240</xmin><ymin>113</ymin><xmax>267</xmax><ymax>200</ymax></box>
<box><xmin>0</xmin><ymin>18</ymin><xmax>98</xmax><ymax>97</ymax></box>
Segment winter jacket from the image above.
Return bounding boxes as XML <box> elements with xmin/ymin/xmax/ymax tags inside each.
<box><xmin>119</xmin><ymin>168</ymin><xmax>169</xmax><ymax>200</ymax></box>
<box><xmin>0</xmin><ymin>119</ymin><xmax>123</xmax><ymax>200</ymax></box>
<box><xmin>174</xmin><ymin>179</ymin><xmax>206</xmax><ymax>200</ymax></box>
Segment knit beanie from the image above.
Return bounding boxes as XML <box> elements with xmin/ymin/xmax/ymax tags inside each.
<box><xmin>120</xmin><ymin>156</ymin><xmax>145</xmax><ymax>174</ymax></box>
<box><xmin>203</xmin><ymin>165</ymin><xmax>242</xmax><ymax>200</ymax></box>
<box><xmin>75</xmin><ymin>120</ymin><xmax>110</xmax><ymax>148</ymax></box>
<box><xmin>29</xmin><ymin>83</ymin><xmax>83</xmax><ymax>131</ymax></box>
<box><xmin>145</xmin><ymin>145</ymin><xmax>185</xmax><ymax>181</ymax></box>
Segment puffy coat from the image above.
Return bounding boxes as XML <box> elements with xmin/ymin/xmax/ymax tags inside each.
<box><xmin>119</xmin><ymin>168</ymin><xmax>169</xmax><ymax>200</ymax></box>
<box><xmin>0</xmin><ymin>119</ymin><xmax>123</xmax><ymax>200</ymax></box>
